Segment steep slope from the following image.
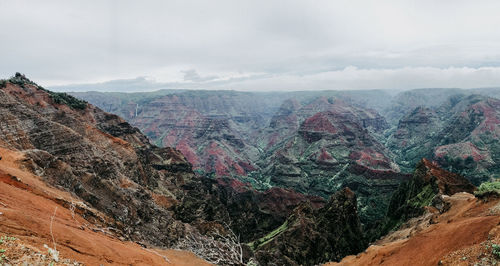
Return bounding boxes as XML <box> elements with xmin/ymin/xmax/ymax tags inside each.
<box><xmin>71</xmin><ymin>90</ymin><xmax>392</xmax><ymax>179</ymax></box>
<box><xmin>261</xmin><ymin>106</ymin><xmax>407</xmax><ymax>225</ymax></box>
<box><xmin>381</xmin><ymin>158</ymin><xmax>475</xmax><ymax>235</ymax></box>
<box><xmin>0</xmin><ymin>146</ymin><xmax>209</xmax><ymax>265</ymax></box>
<box><xmin>434</xmin><ymin>96</ymin><xmax>500</xmax><ymax>184</ymax></box>
<box><xmin>3</xmin><ymin>74</ymin><xmax>377</xmax><ymax>265</ymax></box>
<box><xmin>326</xmin><ymin>160</ymin><xmax>488</xmax><ymax>266</ymax></box>
<box><xmin>388</xmin><ymin>94</ymin><xmax>500</xmax><ymax>185</ymax></box>
<box><xmin>328</xmin><ymin>192</ymin><xmax>500</xmax><ymax>266</ymax></box>
<box><xmin>387</xmin><ymin>106</ymin><xmax>441</xmax><ymax>171</ymax></box>
<box><xmin>252</xmin><ymin>188</ymin><xmax>365</xmax><ymax>266</ymax></box>
<box><xmin>174</xmin><ymin>177</ymin><xmax>325</xmax><ymax>243</ymax></box>
<box><xmin>381</xmin><ymin>88</ymin><xmax>464</xmax><ymax>125</ymax></box>
<box><xmin>259</xmin><ymin>96</ymin><xmax>388</xmax><ymax>151</ymax></box>
<box><xmin>74</xmin><ymin>90</ymin><xmax>284</xmax><ymax>178</ymax></box>
<box><xmin>0</xmin><ymin>74</ymin><xmax>198</xmax><ymax>248</ymax></box>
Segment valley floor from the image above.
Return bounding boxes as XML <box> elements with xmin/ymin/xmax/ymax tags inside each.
<box><xmin>0</xmin><ymin>147</ymin><xmax>210</xmax><ymax>265</ymax></box>
<box><xmin>326</xmin><ymin>192</ymin><xmax>500</xmax><ymax>266</ymax></box>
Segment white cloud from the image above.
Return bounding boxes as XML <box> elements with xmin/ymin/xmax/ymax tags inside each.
<box><xmin>215</xmin><ymin>66</ymin><xmax>500</xmax><ymax>91</ymax></box>
<box><xmin>2</xmin><ymin>0</ymin><xmax>500</xmax><ymax>90</ymax></box>
<box><xmin>52</xmin><ymin>66</ymin><xmax>500</xmax><ymax>92</ymax></box>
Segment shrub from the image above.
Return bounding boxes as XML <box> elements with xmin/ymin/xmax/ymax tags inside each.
<box><xmin>492</xmin><ymin>243</ymin><xmax>500</xmax><ymax>258</ymax></box>
<box><xmin>48</xmin><ymin>91</ymin><xmax>87</xmax><ymax>110</ymax></box>
<box><xmin>8</xmin><ymin>72</ymin><xmax>37</xmax><ymax>88</ymax></box>
<box><xmin>474</xmin><ymin>181</ymin><xmax>500</xmax><ymax>198</ymax></box>
<box><xmin>6</xmin><ymin>72</ymin><xmax>87</xmax><ymax>110</ymax></box>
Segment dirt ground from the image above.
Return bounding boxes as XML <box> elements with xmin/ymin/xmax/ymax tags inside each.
<box><xmin>326</xmin><ymin>193</ymin><xmax>500</xmax><ymax>266</ymax></box>
<box><xmin>0</xmin><ymin>146</ymin><xmax>211</xmax><ymax>265</ymax></box>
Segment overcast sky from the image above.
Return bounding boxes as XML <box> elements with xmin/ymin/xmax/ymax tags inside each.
<box><xmin>2</xmin><ymin>0</ymin><xmax>500</xmax><ymax>91</ymax></box>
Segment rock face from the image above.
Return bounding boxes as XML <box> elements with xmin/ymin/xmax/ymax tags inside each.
<box><xmin>253</xmin><ymin>188</ymin><xmax>366</xmax><ymax>266</ymax></box>
<box><xmin>129</xmin><ymin>92</ymin><xmax>276</xmax><ymax>177</ymax></box>
<box><xmin>262</xmin><ymin>105</ymin><xmax>407</xmax><ymax>226</ymax></box>
<box><xmin>67</xmin><ymin>83</ymin><xmax>500</xmax><ymax>263</ymax></box>
<box><xmin>387</xmin><ymin>106</ymin><xmax>441</xmax><ymax>170</ymax></box>
<box><xmin>387</xmin><ymin>94</ymin><xmax>500</xmax><ymax>185</ymax></box>
<box><xmin>382</xmin><ymin>158</ymin><xmax>475</xmax><ymax>235</ymax></box>
<box><xmin>73</xmin><ymin>89</ymin><xmax>412</xmax><ymax>229</ymax></box>
<box><xmin>3</xmin><ymin>75</ymin><xmax>373</xmax><ymax>265</ymax></box>
<box><xmin>0</xmin><ymin>74</ymin><xmax>196</xmax><ymax>247</ymax></box>
<box><xmin>72</xmin><ymin>88</ymin><xmax>500</xmax><ymax>188</ymax></box>
<box><xmin>328</xmin><ymin>192</ymin><xmax>500</xmax><ymax>266</ymax></box>
<box><xmin>174</xmin><ymin>177</ymin><xmax>325</xmax><ymax>242</ymax></box>
<box><xmin>260</xmin><ymin>97</ymin><xmax>388</xmax><ymax>151</ymax></box>
<box><xmin>72</xmin><ymin>91</ymin><xmax>391</xmax><ymax>180</ymax></box>
<box><xmin>72</xmin><ymin>90</ymin><xmax>285</xmax><ymax>178</ymax></box>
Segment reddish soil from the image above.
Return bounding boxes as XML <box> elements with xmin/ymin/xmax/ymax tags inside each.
<box><xmin>326</xmin><ymin>193</ymin><xmax>500</xmax><ymax>266</ymax></box>
<box><xmin>0</xmin><ymin>147</ymin><xmax>210</xmax><ymax>265</ymax></box>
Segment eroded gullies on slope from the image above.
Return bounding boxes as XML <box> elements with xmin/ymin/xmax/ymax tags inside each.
<box><xmin>73</xmin><ymin>87</ymin><xmax>500</xmax><ymax>226</ymax></box>
<box><xmin>0</xmin><ymin>75</ymin><xmax>363</xmax><ymax>265</ymax></box>
<box><xmin>0</xmin><ymin>146</ymin><xmax>209</xmax><ymax>265</ymax></box>
<box><xmin>2</xmin><ymin>74</ymin><xmax>500</xmax><ymax>265</ymax></box>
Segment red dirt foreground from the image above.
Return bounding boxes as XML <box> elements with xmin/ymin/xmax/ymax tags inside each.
<box><xmin>326</xmin><ymin>192</ymin><xmax>500</xmax><ymax>266</ymax></box>
<box><xmin>0</xmin><ymin>147</ymin><xmax>211</xmax><ymax>265</ymax></box>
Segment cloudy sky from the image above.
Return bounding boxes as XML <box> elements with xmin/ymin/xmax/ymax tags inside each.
<box><xmin>2</xmin><ymin>0</ymin><xmax>500</xmax><ymax>91</ymax></box>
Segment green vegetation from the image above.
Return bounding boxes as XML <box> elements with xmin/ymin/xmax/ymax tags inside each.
<box><xmin>492</xmin><ymin>243</ymin><xmax>500</xmax><ymax>258</ymax></box>
<box><xmin>248</xmin><ymin>220</ymin><xmax>288</xmax><ymax>250</ymax></box>
<box><xmin>408</xmin><ymin>184</ymin><xmax>435</xmax><ymax>208</ymax></box>
<box><xmin>377</xmin><ymin>172</ymin><xmax>441</xmax><ymax>239</ymax></box>
<box><xmin>475</xmin><ymin>181</ymin><xmax>500</xmax><ymax>198</ymax></box>
<box><xmin>0</xmin><ymin>235</ymin><xmax>16</xmax><ymax>263</ymax></box>
<box><xmin>8</xmin><ymin>72</ymin><xmax>38</xmax><ymax>88</ymax></box>
<box><xmin>439</xmin><ymin>155</ymin><xmax>476</xmax><ymax>173</ymax></box>
<box><xmin>4</xmin><ymin>73</ymin><xmax>87</xmax><ymax>110</ymax></box>
<box><xmin>47</xmin><ymin>91</ymin><xmax>87</xmax><ymax>110</ymax></box>
<box><xmin>0</xmin><ymin>236</ymin><xmax>16</xmax><ymax>245</ymax></box>
<box><xmin>238</xmin><ymin>172</ymin><xmax>272</xmax><ymax>191</ymax></box>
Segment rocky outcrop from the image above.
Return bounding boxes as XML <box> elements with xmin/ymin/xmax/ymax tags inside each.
<box><xmin>174</xmin><ymin>177</ymin><xmax>325</xmax><ymax>243</ymax></box>
<box><xmin>381</xmin><ymin>158</ymin><xmax>475</xmax><ymax>235</ymax></box>
<box><xmin>387</xmin><ymin>106</ymin><xmax>440</xmax><ymax>171</ymax></box>
<box><xmin>262</xmin><ymin>109</ymin><xmax>407</xmax><ymax>226</ymax></box>
<box><xmin>0</xmin><ymin>75</ymin><xmax>197</xmax><ymax>247</ymax></box>
<box><xmin>253</xmin><ymin>188</ymin><xmax>366</xmax><ymax>266</ymax></box>
<box><xmin>112</xmin><ymin>91</ymin><xmax>281</xmax><ymax>178</ymax></box>
<box><xmin>387</xmin><ymin>94</ymin><xmax>500</xmax><ymax>185</ymax></box>
<box><xmin>0</xmin><ymin>146</ymin><xmax>210</xmax><ymax>265</ymax></box>
<box><xmin>259</xmin><ymin>97</ymin><xmax>388</xmax><ymax>151</ymax></box>
<box><xmin>329</xmin><ymin>192</ymin><xmax>500</xmax><ymax>266</ymax></box>
<box><xmin>3</xmin><ymin>75</ymin><xmax>362</xmax><ymax>265</ymax></box>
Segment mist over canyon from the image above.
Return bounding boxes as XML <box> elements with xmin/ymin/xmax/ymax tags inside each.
<box><xmin>71</xmin><ymin>86</ymin><xmax>500</xmax><ymax>233</ymax></box>
<box><xmin>0</xmin><ymin>71</ymin><xmax>499</xmax><ymax>265</ymax></box>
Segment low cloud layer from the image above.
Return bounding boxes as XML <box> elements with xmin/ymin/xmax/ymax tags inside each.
<box><xmin>2</xmin><ymin>0</ymin><xmax>500</xmax><ymax>91</ymax></box>
<box><xmin>53</xmin><ymin>66</ymin><xmax>500</xmax><ymax>92</ymax></box>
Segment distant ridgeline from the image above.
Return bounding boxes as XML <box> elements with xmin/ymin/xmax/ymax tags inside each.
<box><xmin>71</xmin><ymin>85</ymin><xmax>500</xmax><ymax>227</ymax></box>
<box><xmin>1</xmin><ymin>73</ymin><xmax>497</xmax><ymax>265</ymax></box>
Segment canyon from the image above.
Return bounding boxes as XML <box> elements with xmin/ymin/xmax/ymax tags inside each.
<box><xmin>0</xmin><ymin>73</ymin><xmax>499</xmax><ymax>265</ymax></box>
<box><xmin>74</xmin><ymin>85</ymin><xmax>500</xmax><ymax>228</ymax></box>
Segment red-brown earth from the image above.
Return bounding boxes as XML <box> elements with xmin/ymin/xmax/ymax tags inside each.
<box><xmin>327</xmin><ymin>192</ymin><xmax>500</xmax><ymax>266</ymax></box>
<box><xmin>0</xmin><ymin>147</ymin><xmax>210</xmax><ymax>265</ymax></box>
